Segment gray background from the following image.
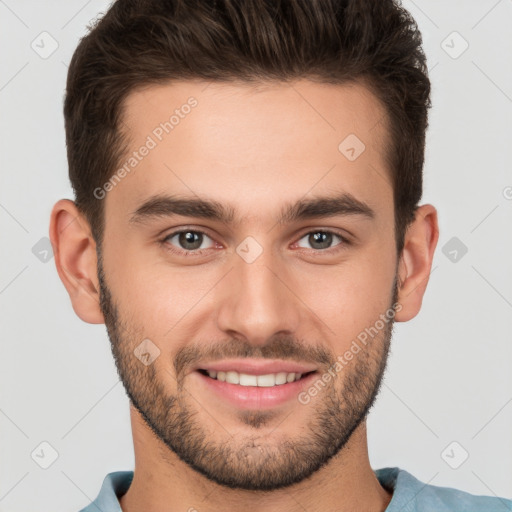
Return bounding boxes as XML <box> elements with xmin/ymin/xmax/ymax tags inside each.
<box><xmin>1</xmin><ymin>1</ymin><xmax>511</xmax><ymax>511</ymax></box>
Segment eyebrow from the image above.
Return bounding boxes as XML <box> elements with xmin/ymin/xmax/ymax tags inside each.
<box><xmin>129</xmin><ymin>192</ymin><xmax>375</xmax><ymax>226</ymax></box>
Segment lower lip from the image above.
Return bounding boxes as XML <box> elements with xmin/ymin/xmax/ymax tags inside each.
<box><xmin>194</xmin><ymin>370</ymin><xmax>318</xmax><ymax>409</ymax></box>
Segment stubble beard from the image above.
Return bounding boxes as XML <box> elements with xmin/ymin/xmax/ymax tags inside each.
<box><xmin>97</xmin><ymin>253</ymin><xmax>398</xmax><ymax>491</ymax></box>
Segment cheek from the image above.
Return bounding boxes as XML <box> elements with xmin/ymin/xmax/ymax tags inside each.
<box><xmin>297</xmin><ymin>246</ymin><xmax>396</xmax><ymax>343</ymax></box>
<box><xmin>109</xmin><ymin>257</ymin><xmax>218</xmax><ymax>338</ymax></box>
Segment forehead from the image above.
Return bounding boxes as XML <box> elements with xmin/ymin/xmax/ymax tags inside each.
<box><xmin>108</xmin><ymin>78</ymin><xmax>392</xmax><ymax>224</ymax></box>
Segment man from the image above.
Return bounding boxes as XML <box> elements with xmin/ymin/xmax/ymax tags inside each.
<box><xmin>49</xmin><ymin>0</ymin><xmax>511</xmax><ymax>511</ymax></box>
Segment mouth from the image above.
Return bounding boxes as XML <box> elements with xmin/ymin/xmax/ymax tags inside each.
<box><xmin>197</xmin><ymin>368</ymin><xmax>317</xmax><ymax>387</ymax></box>
<box><xmin>192</xmin><ymin>360</ymin><xmax>320</xmax><ymax>409</ymax></box>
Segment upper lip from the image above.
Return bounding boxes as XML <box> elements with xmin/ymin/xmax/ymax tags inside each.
<box><xmin>195</xmin><ymin>358</ymin><xmax>318</xmax><ymax>375</ymax></box>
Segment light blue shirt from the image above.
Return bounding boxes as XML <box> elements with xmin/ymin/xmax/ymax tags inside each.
<box><xmin>79</xmin><ymin>467</ymin><xmax>512</xmax><ymax>511</ymax></box>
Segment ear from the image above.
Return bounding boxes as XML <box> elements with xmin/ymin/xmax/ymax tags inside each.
<box><xmin>49</xmin><ymin>199</ymin><xmax>104</xmax><ymax>324</ymax></box>
<box><xmin>394</xmin><ymin>203</ymin><xmax>439</xmax><ymax>322</ymax></box>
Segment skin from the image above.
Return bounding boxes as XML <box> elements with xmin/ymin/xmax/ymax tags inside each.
<box><xmin>50</xmin><ymin>79</ymin><xmax>438</xmax><ymax>512</ymax></box>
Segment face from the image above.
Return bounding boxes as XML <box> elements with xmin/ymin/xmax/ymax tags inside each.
<box><xmin>98</xmin><ymin>79</ymin><xmax>400</xmax><ymax>490</ymax></box>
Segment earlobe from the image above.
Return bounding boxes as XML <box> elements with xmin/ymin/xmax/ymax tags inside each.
<box><xmin>49</xmin><ymin>199</ymin><xmax>105</xmax><ymax>324</ymax></box>
<box><xmin>394</xmin><ymin>204</ymin><xmax>439</xmax><ymax>322</ymax></box>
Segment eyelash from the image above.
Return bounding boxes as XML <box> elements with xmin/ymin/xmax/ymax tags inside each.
<box><xmin>159</xmin><ymin>228</ymin><xmax>352</xmax><ymax>258</ymax></box>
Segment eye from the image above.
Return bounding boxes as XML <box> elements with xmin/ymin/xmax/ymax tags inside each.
<box><xmin>162</xmin><ymin>229</ymin><xmax>216</xmax><ymax>254</ymax></box>
<box><xmin>295</xmin><ymin>230</ymin><xmax>349</xmax><ymax>251</ymax></box>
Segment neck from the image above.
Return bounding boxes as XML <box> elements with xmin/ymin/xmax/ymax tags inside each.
<box><xmin>119</xmin><ymin>405</ymin><xmax>392</xmax><ymax>512</ymax></box>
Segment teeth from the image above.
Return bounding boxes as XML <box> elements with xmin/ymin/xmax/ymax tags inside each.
<box><xmin>240</xmin><ymin>373</ymin><xmax>258</xmax><ymax>386</ymax></box>
<box><xmin>205</xmin><ymin>370</ymin><xmax>305</xmax><ymax>387</ymax></box>
<box><xmin>275</xmin><ymin>372</ymin><xmax>288</xmax><ymax>385</ymax></box>
<box><xmin>225</xmin><ymin>371</ymin><xmax>239</xmax><ymax>384</ymax></box>
<box><xmin>257</xmin><ymin>374</ymin><xmax>275</xmax><ymax>387</ymax></box>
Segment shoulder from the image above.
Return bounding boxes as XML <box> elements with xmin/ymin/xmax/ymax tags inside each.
<box><xmin>78</xmin><ymin>471</ymin><xmax>134</xmax><ymax>512</ymax></box>
<box><xmin>375</xmin><ymin>467</ymin><xmax>512</xmax><ymax>512</ymax></box>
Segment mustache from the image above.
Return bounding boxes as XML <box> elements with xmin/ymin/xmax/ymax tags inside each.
<box><xmin>174</xmin><ymin>334</ymin><xmax>335</xmax><ymax>381</ymax></box>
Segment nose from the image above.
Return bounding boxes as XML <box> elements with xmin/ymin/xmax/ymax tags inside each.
<box><xmin>215</xmin><ymin>246</ymin><xmax>301</xmax><ymax>346</ymax></box>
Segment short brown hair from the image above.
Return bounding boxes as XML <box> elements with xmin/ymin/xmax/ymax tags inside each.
<box><xmin>64</xmin><ymin>0</ymin><xmax>431</xmax><ymax>254</ymax></box>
